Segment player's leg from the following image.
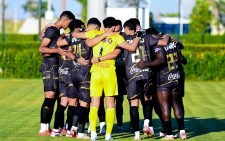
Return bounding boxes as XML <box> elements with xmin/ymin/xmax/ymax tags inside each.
<box><xmin>98</xmin><ymin>96</ymin><xmax>106</xmax><ymax>135</ymax></box>
<box><xmin>89</xmin><ymin>71</ymin><xmax>103</xmax><ymax>140</ymax></box>
<box><xmin>39</xmin><ymin>60</ymin><xmax>58</xmax><ymax>135</ymax></box>
<box><xmin>172</xmin><ymin>88</ymin><xmax>187</xmax><ymax>139</ymax></box>
<box><xmin>127</xmin><ymin>81</ymin><xmax>141</xmax><ymax>140</ymax></box>
<box><xmin>51</xmin><ymin>81</ymin><xmax>68</xmax><ymax>137</ymax></box>
<box><xmin>115</xmin><ymin>94</ymin><xmax>124</xmax><ymax>132</ymax></box>
<box><xmin>157</xmin><ymin>89</ymin><xmax>174</xmax><ymax>140</ymax></box>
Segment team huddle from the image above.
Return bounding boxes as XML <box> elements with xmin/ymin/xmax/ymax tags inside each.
<box><xmin>38</xmin><ymin>11</ymin><xmax>187</xmax><ymax>140</ymax></box>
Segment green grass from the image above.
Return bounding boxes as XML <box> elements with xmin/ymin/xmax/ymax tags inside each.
<box><xmin>0</xmin><ymin>79</ymin><xmax>225</xmax><ymax>141</ymax></box>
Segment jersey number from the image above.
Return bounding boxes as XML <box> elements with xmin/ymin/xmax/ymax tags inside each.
<box><xmin>166</xmin><ymin>52</ymin><xmax>178</xmax><ymax>71</ymax></box>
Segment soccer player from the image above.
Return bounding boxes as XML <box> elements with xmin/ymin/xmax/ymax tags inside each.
<box><xmin>86</xmin><ymin>17</ymin><xmax>143</xmax><ymax>141</ymax></box>
<box><xmin>92</xmin><ymin>19</ymin><xmax>169</xmax><ymax>140</ymax></box>
<box><xmin>114</xmin><ymin>19</ymin><xmax>127</xmax><ymax>132</ymax></box>
<box><xmin>38</xmin><ymin>11</ymin><xmax>75</xmax><ymax>136</ymax></box>
<box><xmin>137</xmin><ymin>33</ymin><xmax>187</xmax><ymax>140</ymax></box>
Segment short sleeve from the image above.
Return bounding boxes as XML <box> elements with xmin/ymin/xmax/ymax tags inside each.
<box><xmin>64</xmin><ymin>34</ymin><xmax>73</xmax><ymax>44</ymax></box>
<box><xmin>43</xmin><ymin>27</ymin><xmax>58</xmax><ymax>39</ymax></box>
<box><xmin>154</xmin><ymin>46</ymin><xmax>163</xmax><ymax>54</ymax></box>
<box><xmin>148</xmin><ymin>34</ymin><xmax>160</xmax><ymax>47</ymax></box>
<box><xmin>116</xmin><ymin>35</ymin><xmax>125</xmax><ymax>46</ymax></box>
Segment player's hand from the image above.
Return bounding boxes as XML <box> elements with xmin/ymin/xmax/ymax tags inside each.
<box><xmin>135</xmin><ymin>30</ymin><xmax>146</xmax><ymax>38</ymax></box>
<box><xmin>57</xmin><ymin>47</ymin><xmax>66</xmax><ymax>56</ymax></box>
<box><xmin>91</xmin><ymin>57</ymin><xmax>99</xmax><ymax>64</ymax></box>
<box><xmin>137</xmin><ymin>59</ymin><xmax>148</xmax><ymax>69</ymax></box>
<box><xmin>78</xmin><ymin>57</ymin><xmax>89</xmax><ymax>65</ymax></box>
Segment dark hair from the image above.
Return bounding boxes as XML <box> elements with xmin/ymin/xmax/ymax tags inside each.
<box><xmin>60</xmin><ymin>11</ymin><xmax>75</xmax><ymax>20</ymax></box>
<box><xmin>115</xmin><ymin>19</ymin><xmax>122</xmax><ymax>27</ymax></box>
<box><xmin>145</xmin><ymin>27</ymin><xmax>159</xmax><ymax>35</ymax></box>
<box><xmin>87</xmin><ymin>17</ymin><xmax>101</xmax><ymax>27</ymax></box>
<box><xmin>123</xmin><ymin>19</ymin><xmax>136</xmax><ymax>31</ymax></box>
<box><xmin>103</xmin><ymin>17</ymin><xmax>116</xmax><ymax>28</ymax></box>
<box><xmin>129</xmin><ymin>18</ymin><xmax>140</xmax><ymax>27</ymax></box>
<box><xmin>69</xmin><ymin>19</ymin><xmax>85</xmax><ymax>32</ymax></box>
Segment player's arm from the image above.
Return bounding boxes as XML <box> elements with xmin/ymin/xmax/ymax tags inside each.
<box><xmin>56</xmin><ymin>34</ymin><xmax>71</xmax><ymax>47</ymax></box>
<box><xmin>119</xmin><ymin>37</ymin><xmax>141</xmax><ymax>51</ymax></box>
<box><xmin>157</xmin><ymin>34</ymin><xmax>170</xmax><ymax>46</ymax></box>
<box><xmin>137</xmin><ymin>47</ymin><xmax>165</xmax><ymax>69</ymax></box>
<box><xmin>178</xmin><ymin>49</ymin><xmax>187</xmax><ymax>65</ymax></box>
<box><xmin>72</xmin><ymin>32</ymin><xmax>87</xmax><ymax>39</ymax></box>
<box><xmin>86</xmin><ymin>31</ymin><xmax>116</xmax><ymax>47</ymax></box>
<box><xmin>91</xmin><ymin>48</ymin><xmax>122</xmax><ymax>64</ymax></box>
<box><xmin>39</xmin><ymin>38</ymin><xmax>58</xmax><ymax>54</ymax></box>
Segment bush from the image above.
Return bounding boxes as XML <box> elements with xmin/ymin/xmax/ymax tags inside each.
<box><xmin>0</xmin><ymin>42</ymin><xmax>42</xmax><ymax>78</ymax></box>
<box><xmin>0</xmin><ymin>34</ymin><xmax>39</xmax><ymax>42</ymax></box>
<box><xmin>0</xmin><ymin>42</ymin><xmax>225</xmax><ymax>80</ymax></box>
<box><xmin>182</xmin><ymin>44</ymin><xmax>225</xmax><ymax>80</ymax></box>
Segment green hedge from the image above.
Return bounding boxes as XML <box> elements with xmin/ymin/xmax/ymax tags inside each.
<box><xmin>0</xmin><ymin>34</ymin><xmax>39</xmax><ymax>42</ymax></box>
<box><xmin>0</xmin><ymin>42</ymin><xmax>225</xmax><ymax>80</ymax></box>
<box><xmin>182</xmin><ymin>44</ymin><xmax>225</xmax><ymax>80</ymax></box>
<box><xmin>0</xmin><ymin>42</ymin><xmax>42</xmax><ymax>78</ymax></box>
<box><xmin>1</xmin><ymin>34</ymin><xmax>225</xmax><ymax>44</ymax></box>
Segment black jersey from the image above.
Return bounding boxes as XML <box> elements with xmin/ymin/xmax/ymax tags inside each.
<box><xmin>123</xmin><ymin>34</ymin><xmax>159</xmax><ymax>82</ymax></box>
<box><xmin>157</xmin><ymin>39</ymin><xmax>180</xmax><ymax>87</ymax></box>
<box><xmin>43</xmin><ymin>26</ymin><xmax>60</xmax><ymax>57</ymax></box>
<box><xmin>65</xmin><ymin>34</ymin><xmax>92</xmax><ymax>71</ymax></box>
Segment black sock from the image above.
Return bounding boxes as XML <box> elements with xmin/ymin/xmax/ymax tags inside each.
<box><xmin>78</xmin><ymin>106</ymin><xmax>89</xmax><ymax>133</ymax></box>
<box><xmin>54</xmin><ymin>104</ymin><xmax>66</xmax><ymax>129</ymax></box>
<box><xmin>67</xmin><ymin>106</ymin><xmax>76</xmax><ymax>130</ymax></box>
<box><xmin>72</xmin><ymin>106</ymin><xmax>79</xmax><ymax>128</ymax></box>
<box><xmin>116</xmin><ymin>95</ymin><xmax>124</xmax><ymax>126</ymax></box>
<box><xmin>144</xmin><ymin>100</ymin><xmax>153</xmax><ymax>126</ymax></box>
<box><xmin>162</xmin><ymin>121</ymin><xmax>172</xmax><ymax>135</ymax></box>
<box><xmin>40</xmin><ymin>98</ymin><xmax>56</xmax><ymax>124</ymax></box>
<box><xmin>98</xmin><ymin>100</ymin><xmax>105</xmax><ymax>122</ymax></box>
<box><xmin>130</xmin><ymin>106</ymin><xmax>139</xmax><ymax>132</ymax></box>
<box><xmin>176</xmin><ymin>118</ymin><xmax>185</xmax><ymax>130</ymax></box>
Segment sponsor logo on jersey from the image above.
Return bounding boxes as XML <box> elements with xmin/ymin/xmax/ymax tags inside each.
<box><xmin>59</xmin><ymin>67</ymin><xmax>69</xmax><ymax>75</ymax></box>
<box><xmin>130</xmin><ymin>65</ymin><xmax>149</xmax><ymax>74</ymax></box>
<box><xmin>168</xmin><ymin>72</ymin><xmax>180</xmax><ymax>81</ymax></box>
<box><xmin>164</xmin><ymin>42</ymin><xmax>176</xmax><ymax>51</ymax></box>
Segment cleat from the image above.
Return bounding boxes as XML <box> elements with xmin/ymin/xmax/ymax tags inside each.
<box><xmin>100</xmin><ymin>125</ymin><xmax>106</xmax><ymax>135</ymax></box>
<box><xmin>77</xmin><ymin>133</ymin><xmax>91</xmax><ymax>139</ymax></box>
<box><xmin>134</xmin><ymin>136</ymin><xmax>142</xmax><ymax>140</ymax></box>
<box><xmin>159</xmin><ymin>131</ymin><xmax>166</xmax><ymax>137</ymax></box>
<box><xmin>38</xmin><ymin>130</ymin><xmax>51</xmax><ymax>136</ymax></box>
<box><xmin>105</xmin><ymin>134</ymin><xmax>113</xmax><ymax>141</ymax></box>
<box><xmin>143</xmin><ymin>126</ymin><xmax>154</xmax><ymax>137</ymax></box>
<box><xmin>91</xmin><ymin>131</ymin><xmax>98</xmax><ymax>141</ymax></box>
<box><xmin>117</xmin><ymin>126</ymin><xmax>124</xmax><ymax>133</ymax></box>
<box><xmin>51</xmin><ymin>129</ymin><xmax>61</xmax><ymax>137</ymax></box>
<box><xmin>178</xmin><ymin>130</ymin><xmax>187</xmax><ymax>140</ymax></box>
<box><xmin>60</xmin><ymin>128</ymin><xmax>67</xmax><ymax>136</ymax></box>
<box><xmin>162</xmin><ymin>135</ymin><xmax>174</xmax><ymax>140</ymax></box>
<box><xmin>66</xmin><ymin>130</ymin><xmax>76</xmax><ymax>138</ymax></box>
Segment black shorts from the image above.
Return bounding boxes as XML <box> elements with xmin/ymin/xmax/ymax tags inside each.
<box><xmin>58</xmin><ymin>60</ymin><xmax>76</xmax><ymax>98</ymax></box>
<box><xmin>127</xmin><ymin>79</ymin><xmax>153</xmax><ymax>100</ymax></box>
<box><xmin>40</xmin><ymin>58</ymin><xmax>59</xmax><ymax>92</ymax></box>
<box><xmin>157</xmin><ymin>81</ymin><xmax>179</xmax><ymax>93</ymax></box>
<box><xmin>71</xmin><ymin>69</ymin><xmax>91</xmax><ymax>103</ymax></box>
<box><xmin>116</xmin><ymin>65</ymin><xmax>127</xmax><ymax>95</ymax></box>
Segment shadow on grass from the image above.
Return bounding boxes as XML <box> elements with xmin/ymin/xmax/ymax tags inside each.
<box><xmin>109</xmin><ymin>117</ymin><xmax>225</xmax><ymax>139</ymax></box>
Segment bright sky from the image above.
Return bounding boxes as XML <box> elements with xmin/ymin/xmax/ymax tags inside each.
<box><xmin>4</xmin><ymin>0</ymin><xmax>195</xmax><ymax>20</ymax></box>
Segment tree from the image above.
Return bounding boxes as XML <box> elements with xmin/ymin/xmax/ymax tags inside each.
<box><xmin>77</xmin><ymin>0</ymin><xmax>87</xmax><ymax>22</ymax></box>
<box><xmin>190</xmin><ymin>0</ymin><xmax>212</xmax><ymax>33</ymax></box>
<box><xmin>22</xmin><ymin>0</ymin><xmax>51</xmax><ymax>18</ymax></box>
